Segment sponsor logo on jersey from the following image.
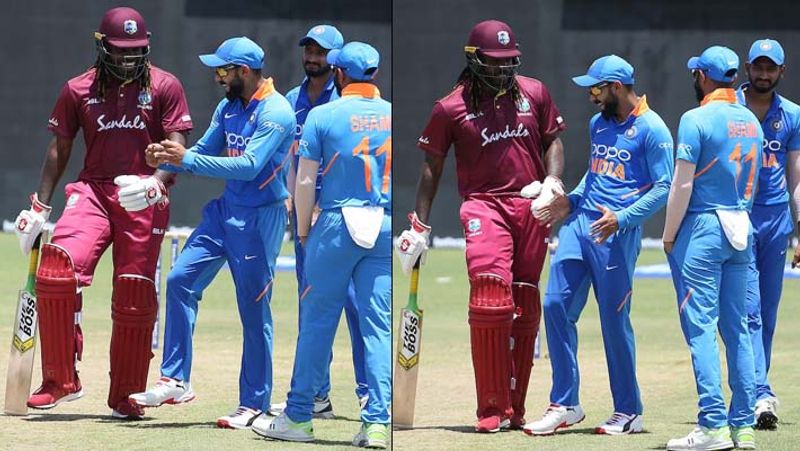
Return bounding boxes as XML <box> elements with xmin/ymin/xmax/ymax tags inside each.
<box><xmin>658</xmin><ymin>142</ymin><xmax>673</xmax><ymax>150</ymax></box>
<box><xmin>465</xmin><ymin>111</ymin><xmax>484</xmax><ymax>121</ymax></box>
<box><xmin>225</xmin><ymin>131</ymin><xmax>251</xmax><ymax>148</ymax></box>
<box><xmin>418</xmin><ymin>136</ymin><xmax>430</xmax><ymax>145</ymax></box>
<box><xmin>264</xmin><ymin>120</ymin><xmax>286</xmax><ymax>133</ymax></box>
<box><xmin>480</xmin><ymin>123</ymin><xmax>530</xmax><ymax>147</ymax></box>
<box><xmin>96</xmin><ymin>114</ymin><xmax>146</xmax><ymax>132</ymax></box>
<box><xmin>763</xmin><ymin>139</ymin><xmax>782</xmax><ymax>152</ymax></box>
<box><xmin>152</xmin><ymin>227</ymin><xmax>165</xmax><ymax>235</ymax></box>
<box><xmin>86</xmin><ymin>98</ymin><xmax>102</xmax><ymax>105</ymax></box>
<box><xmin>48</xmin><ymin>118</ymin><xmax>59</xmax><ymax>127</ymax></box>
<box><xmin>181</xmin><ymin>114</ymin><xmax>192</xmax><ymax>122</ymax></box>
<box><xmin>592</xmin><ymin>143</ymin><xmax>632</xmax><ymax>161</ymax></box>
<box><xmin>677</xmin><ymin>143</ymin><xmax>692</xmax><ymax>152</ymax></box>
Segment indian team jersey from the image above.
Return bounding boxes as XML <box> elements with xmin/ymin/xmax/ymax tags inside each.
<box><xmin>736</xmin><ymin>84</ymin><xmax>800</xmax><ymax>206</ymax></box>
<box><xmin>298</xmin><ymin>83</ymin><xmax>391</xmax><ymax>210</ymax></box>
<box><xmin>677</xmin><ymin>88</ymin><xmax>764</xmax><ymax>213</ymax></box>
<box><xmin>573</xmin><ymin>96</ymin><xmax>674</xmax><ymax>227</ymax></box>
<box><xmin>178</xmin><ymin>78</ymin><xmax>296</xmax><ymax>207</ymax></box>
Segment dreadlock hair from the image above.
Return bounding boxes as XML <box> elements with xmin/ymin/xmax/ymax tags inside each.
<box><xmin>92</xmin><ymin>54</ymin><xmax>152</xmax><ymax>101</ymax></box>
<box><xmin>455</xmin><ymin>65</ymin><xmax>521</xmax><ymax>114</ymax></box>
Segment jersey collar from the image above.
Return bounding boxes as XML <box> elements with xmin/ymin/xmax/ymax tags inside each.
<box><xmin>736</xmin><ymin>82</ymin><xmax>783</xmax><ymax>111</ymax></box>
<box><xmin>700</xmin><ymin>88</ymin><xmax>737</xmax><ymax>106</ymax></box>
<box><xmin>629</xmin><ymin>95</ymin><xmax>650</xmax><ymax>118</ymax></box>
<box><xmin>251</xmin><ymin>77</ymin><xmax>276</xmax><ymax>102</ymax></box>
<box><xmin>342</xmin><ymin>83</ymin><xmax>381</xmax><ymax>99</ymax></box>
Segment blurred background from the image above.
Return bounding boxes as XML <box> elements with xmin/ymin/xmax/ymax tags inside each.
<box><xmin>0</xmin><ymin>0</ymin><xmax>390</xmax><ymax>226</ymax></box>
<box><xmin>393</xmin><ymin>0</ymin><xmax>800</xmax><ymax>238</ymax></box>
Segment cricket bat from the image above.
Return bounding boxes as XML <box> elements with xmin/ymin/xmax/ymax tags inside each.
<box><xmin>393</xmin><ymin>260</ymin><xmax>423</xmax><ymax>429</ymax></box>
<box><xmin>4</xmin><ymin>233</ymin><xmax>44</xmax><ymax>415</ymax></box>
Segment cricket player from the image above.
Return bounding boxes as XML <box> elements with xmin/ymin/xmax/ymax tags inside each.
<box><xmin>395</xmin><ymin>20</ymin><xmax>566</xmax><ymax>433</ymax></box>
<box><xmin>663</xmin><ymin>45</ymin><xmax>761</xmax><ymax>451</ymax></box>
<box><xmin>127</xmin><ymin>37</ymin><xmax>296</xmax><ymax>429</ymax></box>
<box><xmin>252</xmin><ymin>41</ymin><xmax>391</xmax><ymax>448</ymax></box>
<box><xmin>269</xmin><ymin>24</ymin><xmax>368</xmax><ymax>419</ymax></box>
<box><xmin>13</xmin><ymin>7</ymin><xmax>192</xmax><ymax>420</ymax></box>
<box><xmin>737</xmin><ymin>38</ymin><xmax>800</xmax><ymax>430</ymax></box>
<box><xmin>524</xmin><ymin>55</ymin><xmax>673</xmax><ymax>436</ymax></box>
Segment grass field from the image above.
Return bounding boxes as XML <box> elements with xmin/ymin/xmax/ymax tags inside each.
<box><xmin>392</xmin><ymin>247</ymin><xmax>800</xmax><ymax>451</ymax></box>
<box><xmin>0</xmin><ymin>234</ymin><xmax>368</xmax><ymax>450</ymax></box>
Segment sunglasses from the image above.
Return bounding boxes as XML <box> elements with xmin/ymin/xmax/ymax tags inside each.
<box><xmin>214</xmin><ymin>64</ymin><xmax>239</xmax><ymax>78</ymax></box>
<box><xmin>589</xmin><ymin>82</ymin><xmax>610</xmax><ymax>96</ymax></box>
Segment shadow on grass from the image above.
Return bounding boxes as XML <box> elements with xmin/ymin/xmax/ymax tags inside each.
<box><xmin>395</xmin><ymin>425</ymin><xmax>615</xmax><ymax>435</ymax></box>
<box><xmin>250</xmin><ymin>436</ymin><xmax>353</xmax><ymax>447</ymax></box>
<box><xmin>116</xmin><ymin>421</ymin><xmax>217</xmax><ymax>429</ymax></box>
<box><xmin>22</xmin><ymin>413</ymin><xmax>118</xmax><ymax>422</ymax></box>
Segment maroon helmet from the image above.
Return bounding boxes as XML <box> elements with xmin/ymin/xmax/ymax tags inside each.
<box><xmin>464</xmin><ymin>20</ymin><xmax>521</xmax><ymax>93</ymax></box>
<box><xmin>94</xmin><ymin>7</ymin><xmax>151</xmax><ymax>81</ymax></box>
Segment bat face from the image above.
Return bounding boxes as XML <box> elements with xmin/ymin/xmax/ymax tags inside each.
<box><xmin>12</xmin><ymin>290</ymin><xmax>38</xmax><ymax>353</ymax></box>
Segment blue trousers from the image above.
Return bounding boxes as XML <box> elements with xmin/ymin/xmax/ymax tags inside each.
<box><xmin>544</xmin><ymin>210</ymin><xmax>643</xmax><ymax>414</ymax></box>
<box><xmin>286</xmin><ymin>210</ymin><xmax>391</xmax><ymax>424</ymax></box>
<box><xmin>668</xmin><ymin>211</ymin><xmax>755</xmax><ymax>428</ymax></box>
<box><xmin>746</xmin><ymin>203</ymin><xmax>792</xmax><ymax>401</ymax></box>
<box><xmin>293</xmin><ymin>207</ymin><xmax>368</xmax><ymax>401</ymax></box>
<box><xmin>160</xmin><ymin>198</ymin><xmax>286</xmax><ymax>411</ymax></box>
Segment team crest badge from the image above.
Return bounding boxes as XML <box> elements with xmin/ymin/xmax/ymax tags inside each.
<box><xmin>66</xmin><ymin>193</ymin><xmax>80</xmax><ymax>208</ymax></box>
<box><xmin>467</xmin><ymin>218</ymin><xmax>481</xmax><ymax>233</ymax></box>
<box><xmin>772</xmin><ymin>119</ymin><xmax>783</xmax><ymax>131</ymax></box>
<box><xmin>497</xmin><ymin>31</ymin><xmax>510</xmax><ymax>46</ymax></box>
<box><xmin>624</xmin><ymin>126</ymin><xmax>638</xmax><ymax>139</ymax></box>
<box><xmin>123</xmin><ymin>20</ymin><xmax>138</xmax><ymax>35</ymax></box>
<box><xmin>138</xmin><ymin>90</ymin><xmax>152</xmax><ymax>105</ymax></box>
<box><xmin>516</xmin><ymin>97</ymin><xmax>531</xmax><ymax>113</ymax></box>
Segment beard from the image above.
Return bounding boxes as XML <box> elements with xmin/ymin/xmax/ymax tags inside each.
<box><xmin>224</xmin><ymin>77</ymin><xmax>244</xmax><ymax>102</ymax></box>
<box><xmin>694</xmin><ymin>78</ymin><xmax>705</xmax><ymax>103</ymax></box>
<box><xmin>304</xmin><ymin>62</ymin><xmax>331</xmax><ymax>78</ymax></box>
<box><xmin>749</xmin><ymin>76</ymin><xmax>780</xmax><ymax>94</ymax></box>
<box><xmin>600</xmin><ymin>96</ymin><xmax>619</xmax><ymax>120</ymax></box>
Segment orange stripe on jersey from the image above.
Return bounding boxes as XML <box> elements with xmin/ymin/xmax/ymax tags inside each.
<box><xmin>254</xmin><ymin>279</ymin><xmax>274</xmax><ymax>303</ymax></box>
<box><xmin>700</xmin><ymin>88</ymin><xmax>736</xmax><ymax>106</ymax></box>
<box><xmin>694</xmin><ymin>157</ymin><xmax>718</xmax><ymax>179</ymax></box>
<box><xmin>630</xmin><ymin>95</ymin><xmax>650</xmax><ymax>117</ymax></box>
<box><xmin>258</xmin><ymin>150</ymin><xmax>292</xmax><ymax>190</ymax></box>
<box><xmin>321</xmin><ymin>152</ymin><xmax>340</xmax><ymax>176</ymax></box>
<box><xmin>679</xmin><ymin>288</ymin><xmax>694</xmax><ymax>314</ymax></box>
<box><xmin>251</xmin><ymin>77</ymin><xmax>276</xmax><ymax>101</ymax></box>
<box><xmin>620</xmin><ymin>183</ymin><xmax>653</xmax><ymax>200</ymax></box>
<box><xmin>616</xmin><ymin>290</ymin><xmax>633</xmax><ymax>313</ymax></box>
<box><xmin>342</xmin><ymin>83</ymin><xmax>381</xmax><ymax>99</ymax></box>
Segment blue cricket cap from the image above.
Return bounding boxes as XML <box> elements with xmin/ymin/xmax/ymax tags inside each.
<box><xmin>572</xmin><ymin>55</ymin><xmax>635</xmax><ymax>87</ymax></box>
<box><xmin>327</xmin><ymin>42</ymin><xmax>380</xmax><ymax>81</ymax></box>
<box><xmin>749</xmin><ymin>39</ymin><xmax>784</xmax><ymax>65</ymax></box>
<box><xmin>687</xmin><ymin>46</ymin><xmax>739</xmax><ymax>83</ymax></box>
<box><xmin>299</xmin><ymin>24</ymin><xmax>344</xmax><ymax>50</ymax></box>
<box><xmin>199</xmin><ymin>36</ymin><xmax>264</xmax><ymax>69</ymax></box>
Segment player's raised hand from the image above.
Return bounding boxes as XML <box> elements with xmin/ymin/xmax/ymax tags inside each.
<box><xmin>151</xmin><ymin>139</ymin><xmax>186</xmax><ymax>166</ymax></box>
<box><xmin>395</xmin><ymin>212</ymin><xmax>431</xmax><ymax>275</ymax></box>
<box><xmin>590</xmin><ymin>205</ymin><xmax>619</xmax><ymax>244</ymax></box>
<box><xmin>14</xmin><ymin>193</ymin><xmax>51</xmax><ymax>255</ymax></box>
<box><xmin>145</xmin><ymin>143</ymin><xmax>165</xmax><ymax>168</ymax></box>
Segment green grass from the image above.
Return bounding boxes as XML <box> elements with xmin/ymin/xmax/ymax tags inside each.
<box><xmin>0</xmin><ymin>235</ymin><xmax>366</xmax><ymax>450</ymax></box>
<box><xmin>392</xmin><ymin>248</ymin><xmax>800</xmax><ymax>451</ymax></box>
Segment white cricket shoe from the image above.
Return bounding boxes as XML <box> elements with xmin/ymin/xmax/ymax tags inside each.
<box><xmin>666</xmin><ymin>426</ymin><xmax>734</xmax><ymax>451</ymax></box>
<box><xmin>216</xmin><ymin>406</ymin><xmax>262</xmax><ymax>429</ymax></box>
<box><xmin>595</xmin><ymin>412</ymin><xmax>644</xmax><ymax>435</ymax></box>
<box><xmin>523</xmin><ymin>403</ymin><xmax>585</xmax><ymax>436</ymax></box>
<box><xmin>267</xmin><ymin>396</ymin><xmax>334</xmax><ymax>419</ymax></box>
<box><xmin>128</xmin><ymin>377</ymin><xmax>196</xmax><ymax>408</ymax></box>
<box><xmin>252</xmin><ymin>412</ymin><xmax>314</xmax><ymax>442</ymax></box>
<box><xmin>755</xmin><ymin>396</ymin><xmax>779</xmax><ymax>430</ymax></box>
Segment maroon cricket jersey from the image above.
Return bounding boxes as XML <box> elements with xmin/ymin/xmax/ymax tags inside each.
<box><xmin>47</xmin><ymin>65</ymin><xmax>193</xmax><ymax>181</ymax></box>
<box><xmin>417</xmin><ymin>76</ymin><xmax>565</xmax><ymax>197</ymax></box>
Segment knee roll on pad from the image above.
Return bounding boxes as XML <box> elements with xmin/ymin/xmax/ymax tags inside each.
<box><xmin>35</xmin><ymin>244</ymin><xmax>79</xmax><ymax>388</ymax></box>
<box><xmin>468</xmin><ymin>274</ymin><xmax>514</xmax><ymax>419</ymax></box>
<box><xmin>510</xmin><ymin>282</ymin><xmax>541</xmax><ymax>418</ymax></box>
<box><xmin>108</xmin><ymin>274</ymin><xmax>157</xmax><ymax>409</ymax></box>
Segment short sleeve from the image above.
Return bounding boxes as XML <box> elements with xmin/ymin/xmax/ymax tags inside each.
<box><xmin>416</xmin><ymin>101</ymin><xmax>453</xmax><ymax>157</ymax></box>
<box><xmin>158</xmin><ymin>75</ymin><xmax>193</xmax><ymax>133</ymax></box>
<box><xmin>676</xmin><ymin>112</ymin><xmax>703</xmax><ymax>164</ymax></box>
<box><xmin>48</xmin><ymin>83</ymin><xmax>80</xmax><ymax>139</ymax></box>
<box><xmin>535</xmin><ymin>83</ymin><xmax>566</xmax><ymax>140</ymax></box>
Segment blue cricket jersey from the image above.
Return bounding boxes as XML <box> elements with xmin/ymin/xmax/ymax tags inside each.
<box><xmin>568</xmin><ymin>96</ymin><xmax>674</xmax><ymax>228</ymax></box>
<box><xmin>298</xmin><ymin>83</ymin><xmax>391</xmax><ymax>210</ymax></box>
<box><xmin>677</xmin><ymin>88</ymin><xmax>763</xmax><ymax>213</ymax></box>
<box><xmin>164</xmin><ymin>78</ymin><xmax>296</xmax><ymax>207</ymax></box>
<box><xmin>736</xmin><ymin>83</ymin><xmax>800</xmax><ymax>206</ymax></box>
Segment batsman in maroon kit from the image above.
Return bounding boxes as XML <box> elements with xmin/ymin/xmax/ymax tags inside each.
<box><xmin>395</xmin><ymin>20</ymin><xmax>566</xmax><ymax>432</ymax></box>
<box><xmin>13</xmin><ymin>7</ymin><xmax>192</xmax><ymax>419</ymax></box>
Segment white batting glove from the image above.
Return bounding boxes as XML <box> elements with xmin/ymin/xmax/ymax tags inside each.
<box><xmin>114</xmin><ymin>175</ymin><xmax>168</xmax><ymax>212</ymax></box>
<box><xmin>532</xmin><ymin>176</ymin><xmax>565</xmax><ymax>220</ymax></box>
<box><xmin>14</xmin><ymin>193</ymin><xmax>51</xmax><ymax>255</ymax></box>
<box><xmin>520</xmin><ymin>181</ymin><xmax>543</xmax><ymax>199</ymax></box>
<box><xmin>395</xmin><ymin>212</ymin><xmax>431</xmax><ymax>275</ymax></box>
